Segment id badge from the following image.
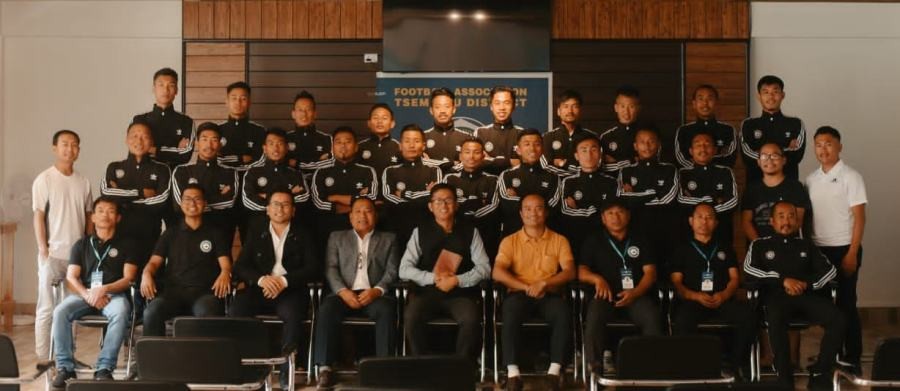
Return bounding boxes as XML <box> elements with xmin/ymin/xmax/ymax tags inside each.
<box><xmin>701</xmin><ymin>271</ymin><xmax>714</xmax><ymax>292</ymax></box>
<box><xmin>620</xmin><ymin>268</ymin><xmax>634</xmax><ymax>290</ymax></box>
<box><xmin>90</xmin><ymin>271</ymin><xmax>103</xmax><ymax>289</ymax></box>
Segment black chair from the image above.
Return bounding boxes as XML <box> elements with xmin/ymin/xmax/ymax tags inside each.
<box><xmin>400</xmin><ymin>280</ymin><xmax>490</xmax><ymax>382</ymax></box>
<box><xmin>66</xmin><ymin>380</ymin><xmax>189</xmax><ymax>391</ymax></box>
<box><xmin>343</xmin><ymin>356</ymin><xmax>476</xmax><ymax>391</ymax></box>
<box><xmin>834</xmin><ymin>337</ymin><xmax>900</xmax><ymax>390</ymax></box>
<box><xmin>172</xmin><ymin>317</ymin><xmax>291</xmax><ymax>390</ymax></box>
<box><xmin>135</xmin><ymin>337</ymin><xmax>266</xmax><ymax>390</ymax></box>
<box><xmin>0</xmin><ymin>334</ymin><xmax>52</xmax><ymax>391</ymax></box>
<box><xmin>593</xmin><ymin>335</ymin><xmax>734</xmax><ymax>391</ymax></box>
<box><xmin>667</xmin><ymin>384</ymin><xmax>791</xmax><ymax>391</ymax></box>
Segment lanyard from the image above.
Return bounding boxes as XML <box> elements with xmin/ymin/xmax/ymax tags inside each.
<box><xmin>690</xmin><ymin>241</ymin><xmax>718</xmax><ymax>273</ymax></box>
<box><xmin>90</xmin><ymin>237</ymin><xmax>112</xmax><ymax>272</ymax></box>
<box><xmin>607</xmin><ymin>236</ymin><xmax>631</xmax><ymax>270</ymax></box>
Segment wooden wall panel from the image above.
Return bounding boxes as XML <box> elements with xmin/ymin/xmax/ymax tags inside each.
<box><xmin>184</xmin><ymin>42</ymin><xmax>248</xmax><ymax>125</ymax></box>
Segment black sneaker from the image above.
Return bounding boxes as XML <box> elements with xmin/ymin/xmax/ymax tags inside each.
<box><xmin>808</xmin><ymin>372</ymin><xmax>833</xmax><ymax>391</ymax></box>
<box><xmin>93</xmin><ymin>368</ymin><xmax>114</xmax><ymax>381</ymax></box>
<box><xmin>51</xmin><ymin>368</ymin><xmax>76</xmax><ymax>389</ymax></box>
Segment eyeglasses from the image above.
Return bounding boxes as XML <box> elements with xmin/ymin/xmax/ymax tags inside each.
<box><xmin>431</xmin><ymin>198</ymin><xmax>455</xmax><ymax>206</ymax></box>
<box><xmin>759</xmin><ymin>153</ymin><xmax>783</xmax><ymax>161</ymax></box>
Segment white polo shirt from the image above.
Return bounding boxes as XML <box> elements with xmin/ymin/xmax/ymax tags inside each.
<box><xmin>805</xmin><ymin>160</ymin><xmax>867</xmax><ymax>247</ymax></box>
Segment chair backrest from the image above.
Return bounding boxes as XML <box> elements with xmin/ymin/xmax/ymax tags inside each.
<box><xmin>66</xmin><ymin>380</ymin><xmax>190</xmax><ymax>391</ymax></box>
<box><xmin>136</xmin><ymin>337</ymin><xmax>244</xmax><ymax>384</ymax></box>
<box><xmin>873</xmin><ymin>337</ymin><xmax>900</xmax><ymax>391</ymax></box>
<box><xmin>616</xmin><ymin>335</ymin><xmax>722</xmax><ymax>380</ymax></box>
<box><xmin>0</xmin><ymin>334</ymin><xmax>19</xmax><ymax>391</ymax></box>
<box><xmin>172</xmin><ymin>316</ymin><xmax>270</xmax><ymax>358</ymax></box>
<box><xmin>358</xmin><ymin>355</ymin><xmax>476</xmax><ymax>391</ymax></box>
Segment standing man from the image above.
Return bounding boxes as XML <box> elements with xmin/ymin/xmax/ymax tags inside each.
<box><xmin>32</xmin><ymin>129</ymin><xmax>93</xmax><ymax>359</ymax></box>
<box><xmin>674</xmin><ymin>85</ymin><xmax>737</xmax><ymax>168</ymax></box>
<box><xmin>741</xmin><ymin>142</ymin><xmax>810</xmax><ymax>241</ymax></box>
<box><xmin>358</xmin><ymin>103</ymin><xmax>401</xmax><ymax>178</ymax></box>
<box><xmin>241</xmin><ymin>128</ymin><xmax>308</xmax><ymax>232</ymax></box>
<box><xmin>599</xmin><ymin>86</ymin><xmax>642</xmax><ymax>176</ymax></box>
<box><xmin>287</xmin><ymin>90</ymin><xmax>332</xmax><ymax>177</ymax></box>
<box><xmin>217</xmin><ymin>81</ymin><xmax>267</xmax><ymax>170</ymax></box>
<box><xmin>493</xmin><ymin>193</ymin><xmax>575</xmax><ymax>391</ymax></box>
<box><xmin>51</xmin><ymin>198</ymin><xmax>137</xmax><ymax>386</ymax></box>
<box><xmin>543</xmin><ymin>90</ymin><xmax>596</xmax><ymax>172</ymax></box>
<box><xmin>141</xmin><ymin>185</ymin><xmax>231</xmax><ymax>336</ymax></box>
<box><xmin>315</xmin><ymin>197</ymin><xmax>400</xmax><ymax>388</ymax></box>
<box><xmin>424</xmin><ymin>87</ymin><xmax>470</xmax><ymax>171</ymax></box>
<box><xmin>474</xmin><ymin>86</ymin><xmax>523</xmax><ymax>175</ymax></box>
<box><xmin>741</xmin><ymin>75</ymin><xmax>806</xmax><ymax>181</ymax></box>
<box><xmin>382</xmin><ymin>124</ymin><xmax>443</xmax><ymax>246</ymax></box>
<box><xmin>442</xmin><ymin>138</ymin><xmax>501</xmax><ymax>260</ymax></box>
<box><xmin>133</xmin><ymin>67</ymin><xmax>194</xmax><ymax>168</ymax></box>
<box><xmin>400</xmin><ymin>184</ymin><xmax>491</xmax><ymax>358</ymax></box>
<box><xmin>677</xmin><ymin>131</ymin><xmax>739</xmax><ymax>246</ymax></box>
<box><xmin>497</xmin><ymin>129</ymin><xmax>564</xmax><ymax>238</ymax></box>
<box><xmin>806</xmin><ymin>126</ymin><xmax>867</xmax><ymax>375</ymax></box>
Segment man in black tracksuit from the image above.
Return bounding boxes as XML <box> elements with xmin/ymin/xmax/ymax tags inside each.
<box><xmin>740</xmin><ymin>75</ymin><xmax>806</xmax><ymax>181</ymax></box>
<box><xmin>241</xmin><ymin>128</ymin><xmax>309</xmax><ymax>233</ymax></box>
<box><xmin>442</xmin><ymin>138</ymin><xmax>501</xmax><ymax>261</ymax></box>
<box><xmin>358</xmin><ymin>103</ymin><xmax>401</xmax><ymax>178</ymax></box>
<box><xmin>424</xmin><ymin>87</ymin><xmax>471</xmax><ymax>172</ymax></box>
<box><xmin>217</xmin><ymin>82</ymin><xmax>266</xmax><ymax>171</ymax></box>
<box><xmin>287</xmin><ymin>90</ymin><xmax>333</xmax><ymax>178</ymax></box>
<box><xmin>473</xmin><ymin>86</ymin><xmax>522</xmax><ymax>175</ymax></box>
<box><xmin>677</xmin><ymin>131</ymin><xmax>738</xmax><ymax>246</ymax></box>
<box><xmin>674</xmin><ymin>84</ymin><xmax>737</xmax><ymax>168</ymax></box>
<box><xmin>133</xmin><ymin>67</ymin><xmax>194</xmax><ymax>169</ymax></box>
<box><xmin>543</xmin><ymin>90</ymin><xmax>596</xmax><ymax>172</ymax></box>
<box><xmin>599</xmin><ymin>86</ymin><xmax>642</xmax><ymax>176</ymax></box>
<box><xmin>743</xmin><ymin>201</ymin><xmax>842</xmax><ymax>390</ymax></box>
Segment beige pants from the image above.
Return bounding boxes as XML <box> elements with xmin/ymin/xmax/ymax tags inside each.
<box><xmin>35</xmin><ymin>254</ymin><xmax>68</xmax><ymax>358</ymax></box>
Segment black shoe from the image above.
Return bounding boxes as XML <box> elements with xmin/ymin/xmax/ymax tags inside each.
<box><xmin>505</xmin><ymin>376</ymin><xmax>523</xmax><ymax>391</ymax></box>
<box><xmin>93</xmin><ymin>368</ymin><xmax>114</xmax><ymax>381</ymax></box>
<box><xmin>317</xmin><ymin>368</ymin><xmax>334</xmax><ymax>389</ymax></box>
<box><xmin>51</xmin><ymin>368</ymin><xmax>76</xmax><ymax>389</ymax></box>
<box><xmin>808</xmin><ymin>373</ymin><xmax>832</xmax><ymax>391</ymax></box>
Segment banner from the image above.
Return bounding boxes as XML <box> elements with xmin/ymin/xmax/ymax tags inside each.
<box><xmin>375</xmin><ymin>72</ymin><xmax>552</xmax><ymax>138</ymax></box>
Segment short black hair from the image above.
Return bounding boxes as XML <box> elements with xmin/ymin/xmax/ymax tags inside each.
<box><xmin>350</xmin><ymin>196</ymin><xmax>376</xmax><ymax>210</ymax></box>
<box><xmin>518</xmin><ymin>192</ymin><xmax>547</xmax><ymax>211</ymax></box>
<box><xmin>633</xmin><ymin>122</ymin><xmax>660</xmax><ymax>139</ymax></box>
<box><xmin>460</xmin><ymin>137</ymin><xmax>484</xmax><ymax>150</ymax></box>
<box><xmin>430</xmin><ymin>87</ymin><xmax>456</xmax><ymax>105</ymax></box>
<box><xmin>266</xmin><ymin>189</ymin><xmax>294</xmax><ymax>204</ymax></box>
<box><xmin>691</xmin><ymin>202</ymin><xmax>718</xmax><ymax>217</ymax></box>
<box><xmin>181</xmin><ymin>184</ymin><xmax>206</xmax><ymax>199</ymax></box>
<box><xmin>599</xmin><ymin>198</ymin><xmax>629</xmax><ymax>214</ymax></box>
<box><xmin>92</xmin><ymin>196</ymin><xmax>120</xmax><ymax>214</ymax></box>
<box><xmin>690</xmin><ymin>130</ymin><xmax>715</xmax><ymax>145</ymax></box>
<box><xmin>369</xmin><ymin>103</ymin><xmax>394</xmax><ymax>118</ymax></box>
<box><xmin>293</xmin><ymin>90</ymin><xmax>316</xmax><ymax>108</ymax></box>
<box><xmin>615</xmin><ymin>85</ymin><xmax>641</xmax><ymax>100</ymax></box>
<box><xmin>814</xmin><ymin>126</ymin><xmax>842</xmax><ymax>142</ymax></box>
<box><xmin>771</xmin><ymin>200</ymin><xmax>797</xmax><ymax>215</ymax></box>
<box><xmin>52</xmin><ymin>129</ymin><xmax>80</xmax><ymax>146</ymax></box>
<box><xmin>759</xmin><ymin>141</ymin><xmax>784</xmax><ymax>154</ymax></box>
<box><xmin>557</xmin><ymin>89</ymin><xmax>583</xmax><ymax>106</ymax></box>
<box><xmin>489</xmin><ymin>85</ymin><xmax>516</xmax><ymax>102</ymax></box>
<box><xmin>226</xmin><ymin>81</ymin><xmax>251</xmax><ymax>95</ymax></box>
<box><xmin>516</xmin><ymin>128</ymin><xmax>542</xmax><ymax>143</ymax></box>
<box><xmin>757</xmin><ymin>75</ymin><xmax>784</xmax><ymax>92</ymax></box>
<box><xmin>573</xmin><ymin>133</ymin><xmax>600</xmax><ymax>149</ymax></box>
<box><xmin>692</xmin><ymin>84</ymin><xmax>719</xmax><ymax>99</ymax></box>
<box><xmin>400</xmin><ymin>123</ymin><xmax>425</xmax><ymax>138</ymax></box>
<box><xmin>127</xmin><ymin>119</ymin><xmax>152</xmax><ymax>135</ymax></box>
<box><xmin>153</xmin><ymin>67</ymin><xmax>178</xmax><ymax>83</ymax></box>
<box><xmin>332</xmin><ymin>126</ymin><xmax>356</xmax><ymax>141</ymax></box>
<box><xmin>265</xmin><ymin>127</ymin><xmax>288</xmax><ymax>142</ymax></box>
<box><xmin>196</xmin><ymin>122</ymin><xmax>221</xmax><ymax>138</ymax></box>
<box><xmin>429</xmin><ymin>183</ymin><xmax>456</xmax><ymax>201</ymax></box>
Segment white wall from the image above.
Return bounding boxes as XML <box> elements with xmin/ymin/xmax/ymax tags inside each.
<box><xmin>0</xmin><ymin>0</ymin><xmax>182</xmax><ymax>305</ymax></box>
<box><xmin>751</xmin><ymin>2</ymin><xmax>900</xmax><ymax>307</ymax></box>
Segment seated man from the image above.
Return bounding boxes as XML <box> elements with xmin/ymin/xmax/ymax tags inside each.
<box><xmin>51</xmin><ymin>197</ymin><xmax>137</xmax><ymax>387</ymax></box>
<box><xmin>743</xmin><ymin>201</ymin><xmax>843</xmax><ymax>390</ymax></box>
<box><xmin>670</xmin><ymin>203</ymin><xmax>755</xmax><ymax>380</ymax></box>
<box><xmin>493</xmin><ymin>193</ymin><xmax>575</xmax><ymax>391</ymax></box>
<box><xmin>232</xmin><ymin>190</ymin><xmax>318</xmax><ymax>387</ymax></box>
<box><xmin>315</xmin><ymin>197</ymin><xmax>400</xmax><ymax>388</ymax></box>
<box><xmin>578</xmin><ymin>200</ymin><xmax>662</xmax><ymax>375</ymax></box>
<box><xmin>141</xmin><ymin>184</ymin><xmax>231</xmax><ymax>336</ymax></box>
<box><xmin>400</xmin><ymin>183</ymin><xmax>491</xmax><ymax>358</ymax></box>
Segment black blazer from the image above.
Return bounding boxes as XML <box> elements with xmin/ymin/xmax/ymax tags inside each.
<box><xmin>234</xmin><ymin>220</ymin><xmax>318</xmax><ymax>291</ymax></box>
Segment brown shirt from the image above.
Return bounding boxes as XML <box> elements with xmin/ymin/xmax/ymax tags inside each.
<box><xmin>495</xmin><ymin>227</ymin><xmax>574</xmax><ymax>290</ymax></box>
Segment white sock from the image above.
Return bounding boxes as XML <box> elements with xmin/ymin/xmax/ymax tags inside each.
<box><xmin>318</xmin><ymin>365</ymin><xmax>331</xmax><ymax>374</ymax></box>
<box><xmin>507</xmin><ymin>365</ymin><xmax>520</xmax><ymax>378</ymax></box>
<box><xmin>548</xmin><ymin>362</ymin><xmax>562</xmax><ymax>376</ymax></box>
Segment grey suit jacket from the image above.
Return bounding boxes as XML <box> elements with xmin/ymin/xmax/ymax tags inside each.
<box><xmin>325</xmin><ymin>229</ymin><xmax>399</xmax><ymax>293</ymax></box>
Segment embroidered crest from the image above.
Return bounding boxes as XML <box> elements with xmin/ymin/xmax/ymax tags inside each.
<box><xmin>574</xmin><ymin>190</ymin><xmax>583</xmax><ymax>200</ymax></box>
<box><xmin>552</xmin><ymin>140</ymin><xmax>562</xmax><ymax>150</ymax></box>
<box><xmin>288</xmin><ymin>142</ymin><xmax>297</xmax><ymax>151</ymax></box>
<box><xmin>109</xmin><ymin>248</ymin><xmax>119</xmax><ymax>258</ymax></box>
<box><xmin>608</xmin><ymin>141</ymin><xmax>618</xmax><ymax>151</ymax></box>
<box><xmin>511</xmin><ymin>178</ymin><xmax>521</xmax><ymax>188</ymax></box>
<box><xmin>753</xmin><ymin>130</ymin><xmax>763</xmax><ymax>139</ymax></box>
<box><xmin>200</xmin><ymin>240</ymin><xmax>212</xmax><ymax>253</ymax></box>
<box><xmin>220</xmin><ymin>137</ymin><xmax>228</xmax><ymax>146</ymax></box>
<box><xmin>325</xmin><ymin>177</ymin><xmax>334</xmax><ymax>187</ymax></box>
<box><xmin>426</xmin><ymin>139</ymin><xmax>436</xmax><ymax>148</ymax></box>
<box><xmin>627</xmin><ymin>246</ymin><xmax>640</xmax><ymax>258</ymax></box>
<box><xmin>765</xmin><ymin>250</ymin><xmax>775</xmax><ymax>260</ymax></box>
<box><xmin>485</xmin><ymin>141</ymin><xmax>494</xmax><ymax>152</ymax></box>
<box><xmin>717</xmin><ymin>251</ymin><xmax>726</xmax><ymax>260</ymax></box>
<box><xmin>687</xmin><ymin>181</ymin><xmax>697</xmax><ymax>191</ymax></box>
<box><xmin>115</xmin><ymin>169</ymin><xmax>125</xmax><ymax>179</ymax></box>
<box><xmin>362</xmin><ymin>150</ymin><xmax>372</xmax><ymax>160</ymax></box>
<box><xmin>396</xmin><ymin>181</ymin><xmax>406</xmax><ymax>191</ymax></box>
<box><xmin>257</xmin><ymin>177</ymin><xmax>268</xmax><ymax>187</ymax></box>
<box><xmin>188</xmin><ymin>177</ymin><xmax>198</xmax><ymax>184</ymax></box>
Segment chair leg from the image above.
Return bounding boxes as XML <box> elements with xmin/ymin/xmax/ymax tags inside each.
<box><xmin>287</xmin><ymin>352</ymin><xmax>296</xmax><ymax>391</ymax></box>
<box><xmin>493</xmin><ymin>321</ymin><xmax>500</xmax><ymax>385</ymax></box>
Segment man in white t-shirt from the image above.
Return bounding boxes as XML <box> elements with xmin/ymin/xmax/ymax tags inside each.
<box><xmin>31</xmin><ymin>130</ymin><xmax>93</xmax><ymax>358</ymax></box>
<box><xmin>806</xmin><ymin>125</ymin><xmax>867</xmax><ymax>375</ymax></box>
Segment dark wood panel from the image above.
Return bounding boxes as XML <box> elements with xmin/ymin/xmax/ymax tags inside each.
<box><xmin>186</xmin><ymin>71</ymin><xmax>246</xmax><ymax>87</ymax></box>
<box><xmin>251</xmin><ymin>87</ymin><xmax>375</xmax><ymax>104</ymax></box>
<box><xmin>292</xmin><ymin>0</ymin><xmax>308</xmax><ymax>39</ymax></box>
<box><xmin>186</xmin><ymin>55</ymin><xmax>246</xmax><ymax>71</ymax></box>
<box><xmin>252</xmin><ymin>103</ymin><xmax>374</xmax><ymax>119</ymax></box>
<box><xmin>186</xmin><ymin>42</ymin><xmax>245</xmax><ymax>55</ymax></box>
<box><xmin>249</xmin><ymin>71</ymin><xmax>375</xmax><ymax>87</ymax></box>
<box><xmin>277</xmin><ymin>0</ymin><xmax>294</xmax><ymax>39</ymax></box>
<box><xmin>250</xmin><ymin>41</ymin><xmax>381</xmax><ymax>56</ymax></box>
<box><xmin>249</xmin><ymin>55</ymin><xmax>380</xmax><ymax>72</ymax></box>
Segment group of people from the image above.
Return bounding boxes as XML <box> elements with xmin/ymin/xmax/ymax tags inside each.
<box><xmin>33</xmin><ymin>68</ymin><xmax>867</xmax><ymax>391</ymax></box>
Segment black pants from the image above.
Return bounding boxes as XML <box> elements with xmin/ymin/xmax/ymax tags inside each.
<box><xmin>672</xmin><ymin>299</ymin><xmax>757</xmax><ymax>369</ymax></box>
<box><xmin>583</xmin><ymin>295</ymin><xmax>662</xmax><ymax>367</ymax></box>
<box><xmin>313</xmin><ymin>294</ymin><xmax>397</xmax><ymax>366</ymax></box>
<box><xmin>765</xmin><ymin>290</ymin><xmax>846</xmax><ymax>385</ymax></box>
<box><xmin>404</xmin><ymin>288</ymin><xmax>481</xmax><ymax>358</ymax></box>
<box><xmin>143</xmin><ymin>286</ymin><xmax>224</xmax><ymax>336</ymax></box>
<box><xmin>819</xmin><ymin>245</ymin><xmax>862</xmax><ymax>365</ymax></box>
<box><xmin>500</xmin><ymin>292</ymin><xmax>571</xmax><ymax>367</ymax></box>
<box><xmin>231</xmin><ymin>286</ymin><xmax>310</xmax><ymax>353</ymax></box>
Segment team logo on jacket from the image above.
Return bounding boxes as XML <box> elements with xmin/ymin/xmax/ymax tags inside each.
<box><xmin>627</xmin><ymin>246</ymin><xmax>640</xmax><ymax>258</ymax></box>
<box><xmin>288</xmin><ymin>142</ymin><xmax>297</xmax><ymax>151</ymax></box>
<box><xmin>630</xmin><ymin>177</ymin><xmax>638</xmax><ymax>186</ymax></box>
<box><xmin>716</xmin><ymin>139</ymin><xmax>724</xmax><ymax>146</ymax></box>
<box><xmin>426</xmin><ymin>139</ymin><xmax>436</xmax><ymax>148</ymax></box>
<box><xmin>390</xmin><ymin>156</ymin><xmax>398</xmax><ymax>163</ymax></box>
<box><xmin>511</xmin><ymin>178</ymin><xmax>521</xmax><ymax>188</ymax></box>
<box><xmin>200</xmin><ymin>240</ymin><xmax>212</xmax><ymax>253</ymax></box>
<box><xmin>456</xmin><ymin>188</ymin><xmax>465</xmax><ymax>197</ymax></box>
<box><xmin>753</xmin><ymin>130</ymin><xmax>763</xmax><ymax>139</ymax></box>
<box><xmin>541</xmin><ymin>181</ymin><xmax>549</xmax><ymax>188</ymax></box>
<box><xmin>150</xmin><ymin>174</ymin><xmax>158</xmax><ymax>181</ymax></box>
<box><xmin>316</xmin><ymin>145</ymin><xmax>324</xmax><ymax>152</ymax></box>
<box><xmin>247</xmin><ymin>141</ymin><xmax>254</xmax><ymax>148</ymax></box>
<box><xmin>784</xmin><ymin>132</ymin><xmax>791</xmax><ymax>138</ymax></box>
<box><xmin>221</xmin><ymin>137</ymin><xmax>228</xmax><ymax>146</ymax></box>
<box><xmin>657</xmin><ymin>179</ymin><xmax>665</xmax><ymax>186</ymax></box>
<box><xmin>109</xmin><ymin>248</ymin><xmax>119</xmax><ymax>258</ymax></box>
<box><xmin>608</xmin><ymin>141</ymin><xmax>618</xmax><ymax>151</ymax></box>
<box><xmin>455</xmin><ymin>145</ymin><xmax>461</xmax><ymax>152</ymax></box>
<box><xmin>574</xmin><ymin>191</ymin><xmax>583</xmax><ymax>200</ymax></box>
<box><xmin>484</xmin><ymin>142</ymin><xmax>494</xmax><ymax>152</ymax></box>
<box><xmin>716</xmin><ymin>183</ymin><xmax>724</xmax><ymax>190</ymax></box>
<box><xmin>176</xmin><ymin>129</ymin><xmax>182</xmax><ymax>136</ymax></box>
<box><xmin>396</xmin><ymin>181</ymin><xmax>406</xmax><ymax>191</ymax></box>
<box><xmin>362</xmin><ymin>150</ymin><xmax>372</xmax><ymax>160</ymax></box>
<box><xmin>325</xmin><ymin>177</ymin><xmax>334</xmax><ymax>187</ymax></box>
<box><xmin>257</xmin><ymin>177</ymin><xmax>268</xmax><ymax>187</ymax></box>
<box><xmin>687</xmin><ymin>181</ymin><xmax>697</xmax><ymax>191</ymax></box>
<box><xmin>717</xmin><ymin>251</ymin><xmax>726</xmax><ymax>260</ymax></box>
<box><xmin>765</xmin><ymin>250</ymin><xmax>775</xmax><ymax>260</ymax></box>
<box><xmin>552</xmin><ymin>140</ymin><xmax>562</xmax><ymax>150</ymax></box>
<box><xmin>356</xmin><ymin>182</ymin><xmax>363</xmax><ymax>189</ymax></box>
<box><xmin>800</xmin><ymin>252</ymin><xmax>807</xmax><ymax>258</ymax></box>
<box><xmin>188</xmin><ymin>177</ymin><xmax>198</xmax><ymax>184</ymax></box>
<box><xmin>115</xmin><ymin>169</ymin><xmax>125</xmax><ymax>179</ymax></box>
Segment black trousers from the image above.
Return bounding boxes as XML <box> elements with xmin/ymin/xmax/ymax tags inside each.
<box><xmin>500</xmin><ymin>292</ymin><xmax>571</xmax><ymax>367</ymax></box>
<box><xmin>764</xmin><ymin>290</ymin><xmax>846</xmax><ymax>385</ymax></box>
<box><xmin>231</xmin><ymin>286</ymin><xmax>310</xmax><ymax>353</ymax></box>
<box><xmin>313</xmin><ymin>294</ymin><xmax>397</xmax><ymax>366</ymax></box>
<box><xmin>671</xmin><ymin>299</ymin><xmax>757</xmax><ymax>369</ymax></box>
<box><xmin>583</xmin><ymin>295</ymin><xmax>662</xmax><ymax>367</ymax></box>
<box><xmin>819</xmin><ymin>245</ymin><xmax>862</xmax><ymax>365</ymax></box>
<box><xmin>404</xmin><ymin>287</ymin><xmax>481</xmax><ymax>358</ymax></box>
<box><xmin>143</xmin><ymin>286</ymin><xmax>224</xmax><ymax>336</ymax></box>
